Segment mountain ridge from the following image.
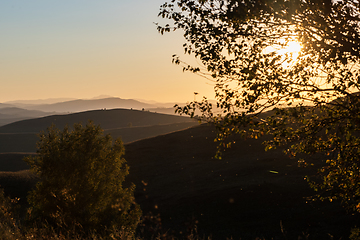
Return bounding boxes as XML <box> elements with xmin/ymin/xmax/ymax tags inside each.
<box><xmin>23</xmin><ymin>97</ymin><xmax>156</xmax><ymax>113</ymax></box>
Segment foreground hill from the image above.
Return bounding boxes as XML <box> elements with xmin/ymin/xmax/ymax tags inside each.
<box><xmin>123</xmin><ymin>124</ymin><xmax>358</xmax><ymax>239</ymax></box>
<box><xmin>0</xmin><ymin>124</ymin><xmax>357</xmax><ymax>239</ymax></box>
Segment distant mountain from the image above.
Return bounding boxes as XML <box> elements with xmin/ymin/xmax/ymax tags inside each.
<box><xmin>135</xmin><ymin>99</ymin><xmax>179</xmax><ymax>108</ymax></box>
<box><xmin>4</xmin><ymin>98</ymin><xmax>78</xmax><ymax>107</ymax></box>
<box><xmin>0</xmin><ymin>103</ymin><xmax>16</xmax><ymax>109</ymax></box>
<box><xmin>146</xmin><ymin>107</ymin><xmax>177</xmax><ymax>115</ymax></box>
<box><xmin>4</xmin><ymin>97</ymin><xmax>220</xmax><ymax>115</ymax></box>
<box><xmin>91</xmin><ymin>95</ymin><xmax>114</xmax><ymax>99</ymax></box>
<box><xmin>24</xmin><ymin>97</ymin><xmax>156</xmax><ymax>113</ymax></box>
<box><xmin>0</xmin><ymin>107</ymin><xmax>52</xmax><ymax>118</ymax></box>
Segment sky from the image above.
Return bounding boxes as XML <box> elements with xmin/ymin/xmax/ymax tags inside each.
<box><xmin>0</xmin><ymin>0</ymin><xmax>214</xmax><ymax>103</ymax></box>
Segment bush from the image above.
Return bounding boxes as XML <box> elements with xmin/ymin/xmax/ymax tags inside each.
<box><xmin>24</xmin><ymin>122</ymin><xmax>141</xmax><ymax>235</ymax></box>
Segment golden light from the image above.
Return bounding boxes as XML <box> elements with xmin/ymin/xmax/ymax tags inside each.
<box><xmin>277</xmin><ymin>40</ymin><xmax>302</xmax><ymax>61</ymax></box>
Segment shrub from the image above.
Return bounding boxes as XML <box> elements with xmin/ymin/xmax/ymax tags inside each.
<box><xmin>24</xmin><ymin>122</ymin><xmax>141</xmax><ymax>235</ymax></box>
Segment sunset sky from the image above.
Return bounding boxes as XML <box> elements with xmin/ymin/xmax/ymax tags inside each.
<box><xmin>0</xmin><ymin>0</ymin><xmax>214</xmax><ymax>103</ymax></box>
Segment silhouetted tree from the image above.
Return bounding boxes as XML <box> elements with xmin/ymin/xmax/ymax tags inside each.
<box><xmin>24</xmin><ymin>122</ymin><xmax>141</xmax><ymax>234</ymax></box>
<box><xmin>159</xmin><ymin>0</ymin><xmax>360</xmax><ymax>212</ymax></box>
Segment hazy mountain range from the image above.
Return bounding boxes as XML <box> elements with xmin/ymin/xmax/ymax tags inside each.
<box><xmin>0</xmin><ymin>97</ymin><xmax>185</xmax><ymax>126</ymax></box>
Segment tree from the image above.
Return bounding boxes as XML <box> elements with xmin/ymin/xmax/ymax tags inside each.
<box><xmin>0</xmin><ymin>188</ymin><xmax>21</xmax><ymax>239</ymax></box>
<box><xmin>24</xmin><ymin>122</ymin><xmax>141</xmax><ymax>234</ymax></box>
<box><xmin>158</xmin><ymin>0</ymin><xmax>360</xmax><ymax>212</ymax></box>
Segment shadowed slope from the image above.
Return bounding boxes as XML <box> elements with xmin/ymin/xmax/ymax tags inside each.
<box><xmin>124</xmin><ymin>124</ymin><xmax>357</xmax><ymax>239</ymax></box>
<box><xmin>0</xmin><ymin>153</ymin><xmax>33</xmax><ymax>171</ymax></box>
<box><xmin>0</xmin><ymin>124</ymin><xmax>357</xmax><ymax>239</ymax></box>
<box><xmin>0</xmin><ymin>108</ymin><xmax>195</xmax><ymax>133</ymax></box>
<box><xmin>0</xmin><ymin>109</ymin><xmax>198</xmax><ymax>153</ymax></box>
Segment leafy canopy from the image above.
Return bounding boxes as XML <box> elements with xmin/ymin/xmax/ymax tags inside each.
<box><xmin>158</xmin><ymin>0</ymin><xmax>360</xmax><ymax>212</ymax></box>
<box><xmin>25</xmin><ymin>122</ymin><xmax>141</xmax><ymax>233</ymax></box>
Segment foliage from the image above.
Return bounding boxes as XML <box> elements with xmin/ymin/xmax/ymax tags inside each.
<box><xmin>0</xmin><ymin>187</ymin><xmax>21</xmax><ymax>239</ymax></box>
<box><xmin>158</xmin><ymin>0</ymin><xmax>360</xmax><ymax>212</ymax></box>
<box><xmin>350</xmin><ymin>226</ymin><xmax>360</xmax><ymax>240</ymax></box>
<box><xmin>24</xmin><ymin>122</ymin><xmax>141</xmax><ymax>235</ymax></box>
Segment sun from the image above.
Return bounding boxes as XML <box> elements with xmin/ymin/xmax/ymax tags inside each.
<box><xmin>278</xmin><ymin>40</ymin><xmax>302</xmax><ymax>60</ymax></box>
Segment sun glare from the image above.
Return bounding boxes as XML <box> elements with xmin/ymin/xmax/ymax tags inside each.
<box><xmin>278</xmin><ymin>41</ymin><xmax>302</xmax><ymax>60</ymax></box>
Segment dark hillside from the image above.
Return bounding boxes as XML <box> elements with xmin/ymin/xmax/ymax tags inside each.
<box><xmin>0</xmin><ymin>108</ymin><xmax>195</xmax><ymax>134</ymax></box>
<box><xmin>124</xmin><ymin>124</ymin><xmax>357</xmax><ymax>239</ymax></box>
<box><xmin>0</xmin><ymin>122</ymin><xmax>198</xmax><ymax>153</ymax></box>
<box><xmin>0</xmin><ymin>153</ymin><xmax>33</xmax><ymax>171</ymax></box>
<box><xmin>0</xmin><ymin>124</ymin><xmax>357</xmax><ymax>239</ymax></box>
<box><xmin>104</xmin><ymin>122</ymin><xmax>198</xmax><ymax>144</ymax></box>
<box><xmin>0</xmin><ymin>133</ymin><xmax>39</xmax><ymax>153</ymax></box>
<box><xmin>0</xmin><ymin>109</ymin><xmax>198</xmax><ymax>153</ymax></box>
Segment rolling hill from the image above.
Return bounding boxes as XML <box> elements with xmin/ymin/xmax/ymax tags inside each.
<box><xmin>0</xmin><ymin>108</ymin><xmax>198</xmax><ymax>153</ymax></box>
<box><xmin>0</xmin><ymin>96</ymin><xmax>358</xmax><ymax>239</ymax></box>
<box><xmin>0</xmin><ymin>107</ymin><xmax>56</xmax><ymax>126</ymax></box>
<box><xmin>0</xmin><ymin>124</ymin><xmax>357</xmax><ymax>239</ymax></box>
<box><xmin>0</xmin><ymin>103</ymin><xmax>16</xmax><ymax>109</ymax></box>
<box><xmin>0</xmin><ymin>97</ymin><xmax>184</xmax><ymax>126</ymax></box>
<box><xmin>123</xmin><ymin>124</ymin><xmax>357</xmax><ymax>239</ymax></box>
<box><xmin>0</xmin><ymin>108</ymin><xmax>195</xmax><ymax>133</ymax></box>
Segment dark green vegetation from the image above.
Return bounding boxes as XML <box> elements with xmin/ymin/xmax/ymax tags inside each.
<box><xmin>0</xmin><ymin>108</ymin><xmax>198</xmax><ymax>152</ymax></box>
<box><xmin>25</xmin><ymin>122</ymin><xmax>141</xmax><ymax>235</ymax></box>
<box><xmin>159</xmin><ymin>0</ymin><xmax>360</xmax><ymax>217</ymax></box>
